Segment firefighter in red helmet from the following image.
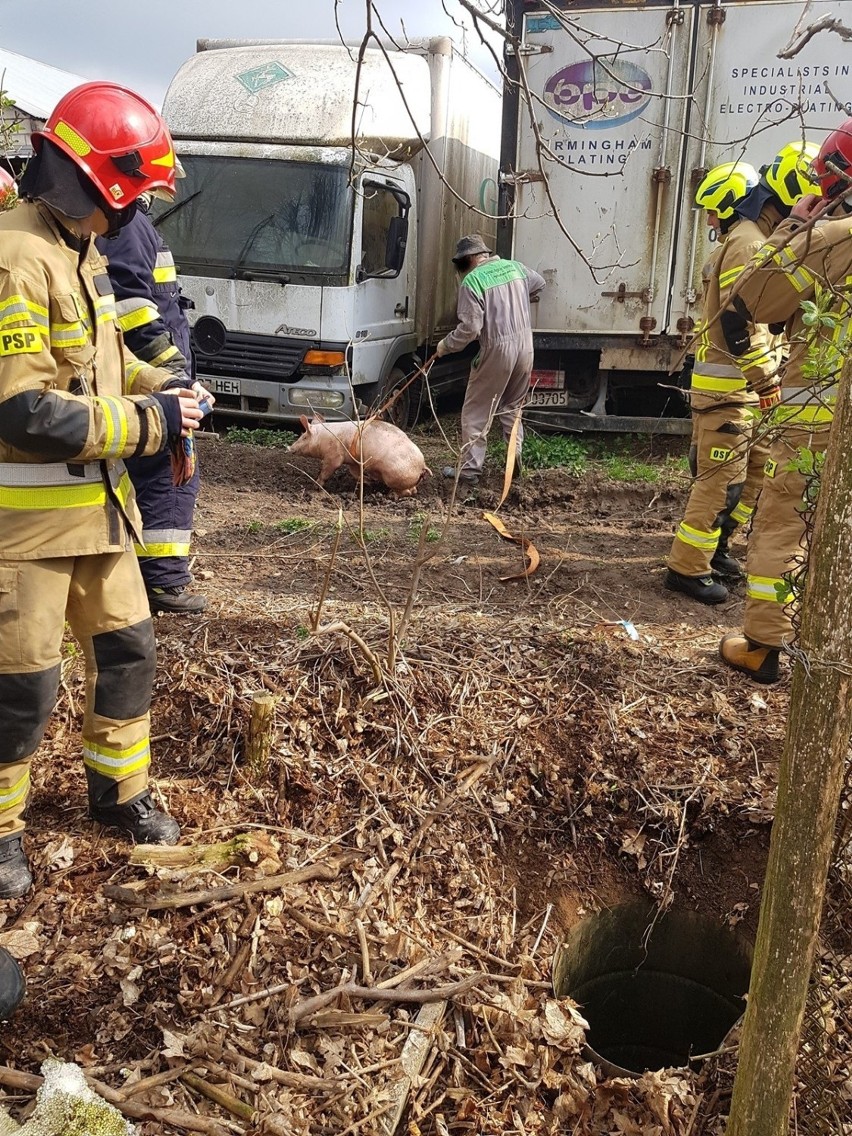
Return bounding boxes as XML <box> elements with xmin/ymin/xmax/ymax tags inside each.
<box><xmin>808</xmin><ymin>118</ymin><xmax>852</xmax><ymax>207</ymax></box>
<box><xmin>0</xmin><ymin>83</ymin><xmax>203</xmax><ymax>898</ymax></box>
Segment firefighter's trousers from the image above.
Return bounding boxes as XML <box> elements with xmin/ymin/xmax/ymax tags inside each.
<box><xmin>128</xmin><ymin>448</ymin><xmax>200</xmax><ymax>591</ymax></box>
<box><xmin>743</xmin><ymin>428</ymin><xmax>828</xmax><ymax>649</ymax></box>
<box><xmin>668</xmin><ymin>404</ymin><xmax>768</xmax><ymax>577</ymax></box>
<box><xmin>0</xmin><ymin>550</ymin><xmax>156</xmax><ymax>838</ymax></box>
<box><xmin>460</xmin><ymin>334</ymin><xmax>534</xmax><ymax>475</ymax></box>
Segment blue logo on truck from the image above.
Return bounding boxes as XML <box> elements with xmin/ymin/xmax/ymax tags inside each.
<box><xmin>543</xmin><ymin>59</ymin><xmax>653</xmax><ymax>130</ymax></box>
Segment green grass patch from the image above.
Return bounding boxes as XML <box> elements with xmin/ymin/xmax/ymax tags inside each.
<box><xmin>602</xmin><ymin>455</ymin><xmax>662</xmax><ymax>483</ymax></box>
<box><xmin>225</xmin><ymin>426</ymin><xmax>297</xmax><ymax>448</ymax></box>
<box><xmin>408</xmin><ymin>511</ymin><xmax>442</xmax><ymax>543</ymax></box>
<box><xmin>351</xmin><ymin>527</ymin><xmax>391</xmax><ymax>545</ymax></box>
<box><xmin>272</xmin><ymin>517</ymin><xmax>314</xmax><ymax>535</ymax></box>
<box><xmin>488</xmin><ymin>434</ymin><xmax>588</xmax><ymax>474</ymax></box>
<box><xmin>484</xmin><ymin>430</ymin><xmax>691</xmax><ymax>483</ymax></box>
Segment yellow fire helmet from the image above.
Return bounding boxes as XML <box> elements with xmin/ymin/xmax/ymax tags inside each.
<box><xmin>695</xmin><ymin>162</ymin><xmax>759</xmax><ymax>218</ymax></box>
<box><xmin>763</xmin><ymin>141</ymin><xmax>821</xmax><ymax>206</ymax></box>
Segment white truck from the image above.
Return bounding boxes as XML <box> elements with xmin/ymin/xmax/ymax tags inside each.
<box><xmin>157</xmin><ymin>39</ymin><xmax>501</xmax><ymax>427</ymax></box>
<box><xmin>500</xmin><ymin>0</ymin><xmax>852</xmax><ymax>433</ymax></box>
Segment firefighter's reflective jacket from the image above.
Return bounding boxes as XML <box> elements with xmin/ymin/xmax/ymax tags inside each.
<box><xmin>691</xmin><ymin>204</ymin><xmax>785</xmax><ymax>412</ymax></box>
<box><xmin>97</xmin><ymin>210</ymin><xmax>191</xmax><ymax>375</ymax></box>
<box><xmin>732</xmin><ymin>211</ymin><xmax>852</xmax><ymax>428</ymax></box>
<box><xmin>0</xmin><ymin>202</ymin><xmax>173</xmax><ymax>559</ymax></box>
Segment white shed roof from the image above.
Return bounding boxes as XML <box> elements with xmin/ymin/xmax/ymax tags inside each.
<box><xmin>0</xmin><ymin>47</ymin><xmax>87</xmax><ymax>120</ymax></box>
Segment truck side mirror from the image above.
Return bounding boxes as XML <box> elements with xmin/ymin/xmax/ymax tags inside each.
<box><xmin>385</xmin><ymin>214</ymin><xmax>409</xmax><ymax>274</ymax></box>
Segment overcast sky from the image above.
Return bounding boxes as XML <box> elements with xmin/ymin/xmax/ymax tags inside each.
<box><xmin>0</xmin><ymin>0</ymin><xmax>504</xmax><ymax>105</ymax></box>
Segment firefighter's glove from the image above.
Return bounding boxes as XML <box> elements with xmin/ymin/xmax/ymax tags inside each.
<box><xmin>152</xmin><ymin>391</ymin><xmax>183</xmax><ymax>438</ymax></box>
<box><xmin>170</xmin><ymin>435</ymin><xmax>197</xmax><ymax>486</ymax></box>
<box><xmin>436</xmin><ymin>339</ymin><xmax>448</xmax><ymax>358</ymax></box>
<box><xmin>759</xmin><ymin>386</ymin><xmax>782</xmax><ymax>412</ymax></box>
<box><xmin>720</xmin><ymin>308</ymin><xmax>750</xmax><ymax>357</ymax></box>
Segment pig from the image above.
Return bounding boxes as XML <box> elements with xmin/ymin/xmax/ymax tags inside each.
<box><xmin>288</xmin><ymin>414</ymin><xmax>431</xmax><ymax>497</ymax></box>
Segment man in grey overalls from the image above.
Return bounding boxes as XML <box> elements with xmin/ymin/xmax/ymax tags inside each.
<box><xmin>437</xmin><ymin>234</ymin><xmax>545</xmax><ymax>486</ymax></box>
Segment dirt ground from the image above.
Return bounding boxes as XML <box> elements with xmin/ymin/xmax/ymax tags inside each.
<box><xmin>0</xmin><ymin>418</ymin><xmax>793</xmax><ymax>1135</ymax></box>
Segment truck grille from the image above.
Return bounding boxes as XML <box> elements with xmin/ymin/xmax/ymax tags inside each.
<box><xmin>192</xmin><ymin>330</ymin><xmax>310</xmax><ymax>381</ymax></box>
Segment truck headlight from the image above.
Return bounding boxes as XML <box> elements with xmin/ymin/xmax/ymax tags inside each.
<box><xmin>289</xmin><ymin>389</ymin><xmax>345</xmax><ymax>409</ymax></box>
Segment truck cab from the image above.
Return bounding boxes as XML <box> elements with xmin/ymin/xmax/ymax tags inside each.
<box><xmin>157</xmin><ymin>39</ymin><xmax>500</xmax><ymax>427</ymax></box>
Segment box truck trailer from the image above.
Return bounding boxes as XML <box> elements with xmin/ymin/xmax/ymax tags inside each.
<box><xmin>156</xmin><ymin>38</ymin><xmax>501</xmax><ymax>427</ymax></box>
<box><xmin>499</xmin><ymin>0</ymin><xmax>852</xmax><ymax>433</ymax></box>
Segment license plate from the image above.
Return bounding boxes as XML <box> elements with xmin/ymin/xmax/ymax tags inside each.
<box><xmin>530</xmin><ymin>369</ymin><xmax>563</xmax><ymax>390</ymax></box>
<box><xmin>209</xmin><ymin>378</ymin><xmax>241</xmax><ymax>396</ymax></box>
<box><xmin>527</xmin><ymin>389</ymin><xmax>569</xmax><ymax>408</ymax></box>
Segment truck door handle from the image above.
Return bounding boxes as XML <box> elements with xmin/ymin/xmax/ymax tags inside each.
<box><xmin>394</xmin><ymin>297</ymin><xmax>409</xmax><ymax>318</ymax></box>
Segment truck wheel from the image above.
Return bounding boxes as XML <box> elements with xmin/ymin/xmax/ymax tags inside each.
<box><xmin>368</xmin><ymin>364</ymin><xmax>422</xmax><ymax>430</ymax></box>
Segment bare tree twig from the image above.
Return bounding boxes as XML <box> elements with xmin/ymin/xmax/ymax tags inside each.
<box><xmin>103</xmin><ymin>852</ymin><xmax>358</xmax><ymax>910</ymax></box>
<box><xmin>779</xmin><ymin>14</ymin><xmax>852</xmax><ymax>59</ymax></box>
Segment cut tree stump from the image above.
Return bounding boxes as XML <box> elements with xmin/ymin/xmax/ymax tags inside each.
<box><xmin>247</xmin><ymin>692</ymin><xmax>279</xmax><ymax>779</ymax></box>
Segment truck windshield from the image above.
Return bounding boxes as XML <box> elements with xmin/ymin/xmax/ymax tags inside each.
<box><xmin>152</xmin><ymin>155</ymin><xmax>352</xmax><ymax>281</ymax></box>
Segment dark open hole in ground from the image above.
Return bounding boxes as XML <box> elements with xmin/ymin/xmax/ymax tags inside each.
<box><xmin>554</xmin><ymin>900</ymin><xmax>753</xmax><ymax>1077</ymax></box>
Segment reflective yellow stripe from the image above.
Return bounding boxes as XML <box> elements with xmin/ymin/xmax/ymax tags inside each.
<box><xmin>773</xmin><ymin>247</ymin><xmax>815</xmax><ymax>293</ymax></box>
<box><xmin>134</xmin><ymin>526</ymin><xmax>191</xmax><ymax>558</ymax></box>
<box><xmin>125</xmin><ymin>361</ymin><xmax>145</xmax><ymax>392</ymax></box>
<box><xmin>676</xmin><ymin>522</ymin><xmax>720</xmax><ymax>551</ymax></box>
<box><xmin>772</xmin><ymin>405</ymin><xmax>834</xmax><ymax>424</ymax></box>
<box><xmin>691</xmin><ymin>373</ymin><xmax>748</xmax><ymax>393</ymax></box>
<box><xmin>730</xmin><ymin>501</ymin><xmax>754</xmax><ymax>524</ymax></box>
<box><xmin>148</xmin><ymin>345</ymin><xmax>181</xmax><ymax>367</ymax></box>
<box><xmin>93</xmin><ymin>395</ymin><xmax>129</xmax><ymax>459</ymax></box>
<box><xmin>50</xmin><ymin>320</ymin><xmax>88</xmax><ymax>347</ymax></box>
<box><xmin>719</xmin><ymin>265</ymin><xmax>744</xmax><ymax>289</ymax></box>
<box><xmin>0</xmin><ymin>310</ymin><xmax>47</xmax><ymax>334</ymax></box>
<box><xmin>741</xmin><ymin>346</ymin><xmax>774</xmax><ymax>364</ymax></box>
<box><xmin>95</xmin><ymin>298</ymin><xmax>117</xmax><ymax>324</ymax></box>
<box><xmin>134</xmin><ymin>542</ymin><xmax>191</xmax><ymax>558</ymax></box>
<box><xmin>82</xmin><ymin>736</ymin><xmax>151</xmax><ymax>779</ymax></box>
<box><xmin>0</xmin><ymin>471</ymin><xmax>131</xmax><ymax>511</ymax></box>
<box><xmin>0</xmin><ymin>295</ymin><xmax>48</xmax><ymax>324</ymax></box>
<box><xmin>0</xmin><ymin>483</ymin><xmax>107</xmax><ymax>509</ymax></box>
<box><xmin>118</xmin><ymin>304</ymin><xmax>160</xmax><ymax>333</ymax></box>
<box><xmin>747</xmin><ymin>574</ymin><xmax>790</xmax><ymax>603</ymax></box>
<box><xmin>786</xmin><ymin>384</ymin><xmax>838</xmax><ymax>405</ymax></box>
<box><xmin>152</xmin><ymin>265</ymin><xmax>177</xmax><ymax>283</ymax></box>
<box><xmin>0</xmin><ymin>771</ymin><xmax>30</xmax><ymax>811</ymax></box>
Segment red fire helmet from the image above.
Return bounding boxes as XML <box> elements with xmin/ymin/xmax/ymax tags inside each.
<box><xmin>809</xmin><ymin>118</ymin><xmax>852</xmax><ymax>201</ymax></box>
<box><xmin>33</xmin><ymin>82</ymin><xmax>177</xmax><ymax>209</ymax></box>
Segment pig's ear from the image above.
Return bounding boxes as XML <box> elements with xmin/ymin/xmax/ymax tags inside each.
<box><xmin>299</xmin><ymin>415</ymin><xmax>310</xmax><ymax>433</ymax></box>
<box><xmin>314</xmin><ymin>412</ymin><xmax>326</xmax><ymax>424</ymax></box>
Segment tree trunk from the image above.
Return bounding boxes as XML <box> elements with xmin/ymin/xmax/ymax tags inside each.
<box><xmin>727</xmin><ymin>357</ymin><xmax>852</xmax><ymax>1136</ymax></box>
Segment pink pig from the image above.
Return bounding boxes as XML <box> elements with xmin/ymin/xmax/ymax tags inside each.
<box><xmin>288</xmin><ymin>415</ymin><xmax>431</xmax><ymax>497</ymax></box>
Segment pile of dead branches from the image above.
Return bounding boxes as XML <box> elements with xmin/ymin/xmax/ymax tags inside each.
<box><xmin>0</xmin><ymin>609</ymin><xmax>789</xmax><ymax>1134</ymax></box>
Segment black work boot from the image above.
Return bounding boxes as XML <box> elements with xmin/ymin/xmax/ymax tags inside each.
<box><xmin>90</xmin><ymin>792</ymin><xmax>180</xmax><ymax>845</ymax></box>
<box><xmin>148</xmin><ymin>586</ymin><xmax>207</xmax><ymax>615</ymax></box>
<box><xmin>441</xmin><ymin>466</ymin><xmax>479</xmax><ymax>489</ymax></box>
<box><xmin>0</xmin><ymin>835</ymin><xmax>33</xmax><ymax>899</ymax></box>
<box><xmin>710</xmin><ymin>535</ymin><xmax>744</xmax><ymax>580</ymax></box>
<box><xmin>719</xmin><ymin>633</ymin><xmax>781</xmax><ymax>684</ymax></box>
<box><xmin>0</xmin><ymin>948</ymin><xmax>25</xmax><ymax>1020</ymax></box>
<box><xmin>665</xmin><ymin>569</ymin><xmax>729</xmax><ymax>605</ymax></box>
